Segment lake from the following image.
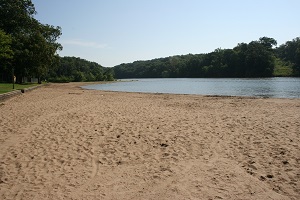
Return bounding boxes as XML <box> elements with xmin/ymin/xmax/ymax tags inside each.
<box><xmin>82</xmin><ymin>78</ymin><xmax>300</xmax><ymax>99</ymax></box>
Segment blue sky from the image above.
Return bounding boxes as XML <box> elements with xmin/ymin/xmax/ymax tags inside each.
<box><xmin>33</xmin><ymin>0</ymin><xmax>300</xmax><ymax>67</ymax></box>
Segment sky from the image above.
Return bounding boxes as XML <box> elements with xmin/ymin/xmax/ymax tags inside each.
<box><xmin>33</xmin><ymin>0</ymin><xmax>300</xmax><ymax>67</ymax></box>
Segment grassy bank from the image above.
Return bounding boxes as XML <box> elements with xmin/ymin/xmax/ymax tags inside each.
<box><xmin>273</xmin><ymin>58</ymin><xmax>294</xmax><ymax>77</ymax></box>
<box><xmin>0</xmin><ymin>83</ymin><xmax>39</xmax><ymax>94</ymax></box>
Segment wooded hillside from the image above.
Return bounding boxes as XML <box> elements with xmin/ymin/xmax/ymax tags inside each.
<box><xmin>114</xmin><ymin>37</ymin><xmax>300</xmax><ymax>78</ymax></box>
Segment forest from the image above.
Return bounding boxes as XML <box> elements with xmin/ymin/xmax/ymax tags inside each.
<box><xmin>114</xmin><ymin>37</ymin><xmax>300</xmax><ymax>79</ymax></box>
<box><xmin>48</xmin><ymin>56</ymin><xmax>114</xmax><ymax>82</ymax></box>
<box><xmin>1</xmin><ymin>0</ymin><xmax>299</xmax><ymax>84</ymax></box>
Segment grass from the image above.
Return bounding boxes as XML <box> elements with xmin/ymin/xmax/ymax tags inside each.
<box><xmin>274</xmin><ymin>66</ymin><xmax>293</xmax><ymax>77</ymax></box>
<box><xmin>0</xmin><ymin>83</ymin><xmax>39</xmax><ymax>94</ymax></box>
<box><xmin>273</xmin><ymin>58</ymin><xmax>294</xmax><ymax>77</ymax></box>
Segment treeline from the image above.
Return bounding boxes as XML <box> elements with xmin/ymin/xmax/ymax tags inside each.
<box><xmin>48</xmin><ymin>57</ymin><xmax>114</xmax><ymax>82</ymax></box>
<box><xmin>0</xmin><ymin>0</ymin><xmax>62</xmax><ymax>83</ymax></box>
<box><xmin>114</xmin><ymin>37</ymin><xmax>300</xmax><ymax>78</ymax></box>
<box><xmin>275</xmin><ymin>37</ymin><xmax>300</xmax><ymax>76</ymax></box>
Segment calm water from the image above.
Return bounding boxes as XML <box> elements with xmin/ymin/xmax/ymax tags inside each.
<box><xmin>82</xmin><ymin>78</ymin><xmax>300</xmax><ymax>99</ymax></box>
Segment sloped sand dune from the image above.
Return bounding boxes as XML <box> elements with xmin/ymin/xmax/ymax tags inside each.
<box><xmin>0</xmin><ymin>83</ymin><xmax>299</xmax><ymax>199</ymax></box>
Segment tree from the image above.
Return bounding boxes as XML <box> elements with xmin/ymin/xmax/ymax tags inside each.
<box><xmin>0</xmin><ymin>29</ymin><xmax>14</xmax><ymax>82</ymax></box>
<box><xmin>276</xmin><ymin>37</ymin><xmax>300</xmax><ymax>76</ymax></box>
<box><xmin>0</xmin><ymin>0</ymin><xmax>62</xmax><ymax>83</ymax></box>
<box><xmin>103</xmin><ymin>68</ymin><xmax>115</xmax><ymax>81</ymax></box>
<box><xmin>0</xmin><ymin>0</ymin><xmax>36</xmax><ymax>81</ymax></box>
<box><xmin>244</xmin><ymin>41</ymin><xmax>275</xmax><ymax>77</ymax></box>
<box><xmin>0</xmin><ymin>29</ymin><xmax>13</xmax><ymax>62</ymax></box>
<box><xmin>47</xmin><ymin>56</ymin><xmax>114</xmax><ymax>82</ymax></box>
<box><xmin>233</xmin><ymin>39</ymin><xmax>276</xmax><ymax>77</ymax></box>
<box><xmin>0</xmin><ymin>0</ymin><xmax>36</xmax><ymax>34</ymax></box>
<box><xmin>26</xmin><ymin>22</ymin><xmax>62</xmax><ymax>83</ymax></box>
<box><xmin>259</xmin><ymin>37</ymin><xmax>277</xmax><ymax>50</ymax></box>
<box><xmin>74</xmin><ymin>71</ymin><xmax>86</xmax><ymax>82</ymax></box>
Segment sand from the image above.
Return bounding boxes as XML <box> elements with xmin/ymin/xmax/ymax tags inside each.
<box><xmin>0</xmin><ymin>82</ymin><xmax>299</xmax><ymax>200</ymax></box>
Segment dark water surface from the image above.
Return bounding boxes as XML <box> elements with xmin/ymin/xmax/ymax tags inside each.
<box><xmin>82</xmin><ymin>78</ymin><xmax>300</xmax><ymax>99</ymax></box>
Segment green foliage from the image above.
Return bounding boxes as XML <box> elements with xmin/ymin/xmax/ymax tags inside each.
<box><xmin>74</xmin><ymin>71</ymin><xmax>86</xmax><ymax>82</ymax></box>
<box><xmin>48</xmin><ymin>57</ymin><xmax>114</xmax><ymax>82</ymax></box>
<box><xmin>259</xmin><ymin>37</ymin><xmax>277</xmax><ymax>50</ymax></box>
<box><xmin>114</xmin><ymin>37</ymin><xmax>280</xmax><ymax>78</ymax></box>
<box><xmin>243</xmin><ymin>40</ymin><xmax>275</xmax><ymax>77</ymax></box>
<box><xmin>0</xmin><ymin>29</ymin><xmax>13</xmax><ymax>61</ymax></box>
<box><xmin>273</xmin><ymin>58</ymin><xmax>293</xmax><ymax>77</ymax></box>
<box><xmin>0</xmin><ymin>0</ymin><xmax>62</xmax><ymax>83</ymax></box>
<box><xmin>103</xmin><ymin>68</ymin><xmax>115</xmax><ymax>81</ymax></box>
<box><xmin>275</xmin><ymin>37</ymin><xmax>300</xmax><ymax>76</ymax></box>
<box><xmin>0</xmin><ymin>29</ymin><xmax>14</xmax><ymax>82</ymax></box>
<box><xmin>0</xmin><ymin>0</ymin><xmax>36</xmax><ymax>34</ymax></box>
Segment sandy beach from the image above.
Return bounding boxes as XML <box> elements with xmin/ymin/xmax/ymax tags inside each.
<box><xmin>0</xmin><ymin>82</ymin><xmax>299</xmax><ymax>200</ymax></box>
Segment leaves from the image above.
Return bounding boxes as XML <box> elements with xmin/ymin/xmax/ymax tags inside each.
<box><xmin>0</xmin><ymin>0</ymin><xmax>62</xmax><ymax>83</ymax></box>
<box><xmin>0</xmin><ymin>29</ymin><xmax>13</xmax><ymax>61</ymax></box>
<box><xmin>48</xmin><ymin>57</ymin><xmax>114</xmax><ymax>82</ymax></box>
<box><xmin>275</xmin><ymin>37</ymin><xmax>300</xmax><ymax>76</ymax></box>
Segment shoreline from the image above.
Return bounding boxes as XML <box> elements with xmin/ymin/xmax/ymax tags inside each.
<box><xmin>80</xmin><ymin>77</ymin><xmax>300</xmax><ymax>99</ymax></box>
<box><xmin>0</xmin><ymin>82</ymin><xmax>299</xmax><ymax>199</ymax></box>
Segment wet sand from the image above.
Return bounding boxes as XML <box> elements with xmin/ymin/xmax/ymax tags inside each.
<box><xmin>0</xmin><ymin>82</ymin><xmax>299</xmax><ymax>199</ymax></box>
